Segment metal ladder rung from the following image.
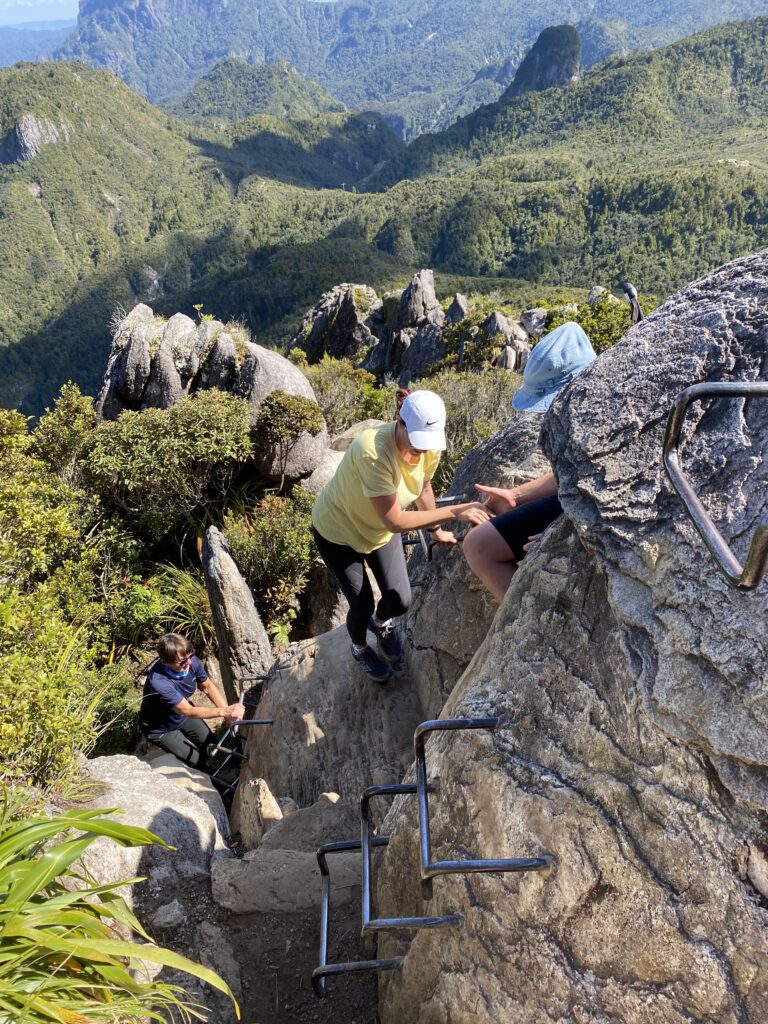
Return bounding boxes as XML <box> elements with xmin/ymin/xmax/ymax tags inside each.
<box><xmin>415</xmin><ymin>718</ymin><xmax>551</xmax><ymax>899</ymax></box>
<box><xmin>361</xmin><ymin>784</ymin><xmax>462</xmax><ymax>934</ymax></box>
<box><xmin>208</xmin><ymin>718</ymin><xmax>274</xmax><ymax>795</ymax></box>
<box><xmin>312</xmin><ymin>837</ymin><xmax>403</xmax><ymax>999</ymax></box>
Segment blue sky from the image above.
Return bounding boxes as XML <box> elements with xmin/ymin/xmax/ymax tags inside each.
<box><xmin>0</xmin><ymin>0</ymin><xmax>77</xmax><ymax>25</ymax></box>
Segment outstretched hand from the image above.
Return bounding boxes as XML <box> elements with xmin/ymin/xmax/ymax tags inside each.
<box><xmin>475</xmin><ymin>483</ymin><xmax>515</xmax><ymax>514</ymax></box>
<box><xmin>432</xmin><ymin>527</ymin><xmax>458</xmax><ymax>546</ymax></box>
<box><xmin>522</xmin><ymin>533</ymin><xmax>542</xmax><ymax>553</ymax></box>
<box><xmin>453</xmin><ymin>501</ymin><xmax>492</xmax><ymax>527</ymax></box>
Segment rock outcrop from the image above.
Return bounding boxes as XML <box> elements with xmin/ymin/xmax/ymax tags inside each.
<box><xmin>240</xmin><ymin>630</ymin><xmax>425</xmax><ymax>811</ymax></box>
<box><xmin>287</xmin><ymin>283</ymin><xmax>382</xmax><ymax>362</ymax></box>
<box><xmin>362</xmin><ymin>270</ymin><xmax>447</xmax><ymax>378</ymax></box>
<box><xmin>375</xmin><ymin>250</ymin><xmax>768</xmax><ymax>1023</ymax></box>
<box><xmin>0</xmin><ymin>113</ymin><xmax>69</xmax><ymax>163</ymax></box>
<box><xmin>202</xmin><ymin>526</ymin><xmax>272</xmax><ymax>702</ymax></box>
<box><xmin>96</xmin><ymin>304</ymin><xmax>328</xmax><ymax>482</ymax></box>
<box><xmin>506</xmin><ymin>24</ymin><xmax>582</xmax><ymax>98</ymax></box>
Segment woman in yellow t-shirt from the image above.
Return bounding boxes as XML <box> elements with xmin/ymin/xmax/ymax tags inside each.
<box><xmin>311</xmin><ymin>389</ymin><xmax>490</xmax><ymax>681</ymax></box>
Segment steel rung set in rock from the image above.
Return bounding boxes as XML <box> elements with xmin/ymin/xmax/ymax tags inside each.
<box><xmin>312</xmin><ymin>717</ymin><xmax>552</xmax><ymax>998</ymax></box>
<box><xmin>208</xmin><ymin>675</ymin><xmax>274</xmax><ymax>797</ymax></box>
<box><xmin>664</xmin><ymin>382</ymin><xmax>768</xmax><ymax>590</ymax></box>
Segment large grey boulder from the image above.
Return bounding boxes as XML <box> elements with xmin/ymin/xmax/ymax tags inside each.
<box><xmin>79</xmin><ymin>755</ymin><xmax>230</xmax><ymax>904</ymax></box>
<box><xmin>240</xmin><ymin>629</ymin><xmax>424</xmax><ymax>810</ymax></box>
<box><xmin>520</xmin><ymin>306</ymin><xmax>547</xmax><ymax>337</ymax></box>
<box><xmin>400</xmin><ymin>320</ymin><xmax>446</xmax><ymax>374</ymax></box>
<box><xmin>202</xmin><ymin>526</ymin><xmax>272</xmax><ymax>703</ymax></box>
<box><xmin>403</xmin><ymin>413</ymin><xmax>549</xmax><ymax>718</ymax></box>
<box><xmin>288</xmin><ymin>283</ymin><xmax>381</xmax><ymax>362</ymax></box>
<box><xmin>330</xmin><ymin>418</ymin><xmax>387</xmax><ymax>452</ymax></box>
<box><xmin>376</xmin><ymin>250</ymin><xmax>768</xmax><ymax>1023</ymax></box>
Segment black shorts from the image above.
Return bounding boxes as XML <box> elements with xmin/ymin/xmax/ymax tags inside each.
<box><xmin>490</xmin><ymin>495</ymin><xmax>563</xmax><ymax>562</ymax></box>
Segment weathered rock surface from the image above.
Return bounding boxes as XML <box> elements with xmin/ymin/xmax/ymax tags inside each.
<box><xmin>230</xmin><ymin>775</ymin><xmax>284</xmax><ymax>848</ymax></box>
<box><xmin>97</xmin><ymin>309</ymin><xmax>329</xmax><ymax>482</ymax></box>
<box><xmin>445</xmin><ymin>294</ymin><xmax>469</xmax><ymax>324</ymax></box>
<box><xmin>506</xmin><ymin>24</ymin><xmax>582</xmax><ymax>98</ymax></box>
<box><xmin>362</xmin><ymin>270</ymin><xmax>447</xmax><ymax>377</ymax></box>
<box><xmin>301</xmin><ymin>557</ymin><xmax>350</xmax><ymax>637</ymax></box>
<box><xmin>330</xmin><ymin>419</ymin><xmax>387</xmax><ymax>452</ymax></box>
<box><xmin>0</xmin><ymin>113</ymin><xmax>69</xmax><ymax>163</ymax></box>
<box><xmin>520</xmin><ymin>306</ymin><xmax>547</xmax><ymax>337</ymax></box>
<box><xmin>377</xmin><ymin>250</ymin><xmax>768</xmax><ymax>1023</ymax></box>
<box><xmin>240</xmin><ymin>629</ymin><xmax>424</xmax><ymax>810</ymax></box>
<box><xmin>288</xmin><ymin>283</ymin><xmax>381</xmax><ymax>362</ymax></box>
<box><xmin>299</xmin><ymin>446</ymin><xmax>344</xmax><ymax>494</ymax></box>
<box><xmin>212</xmin><ymin>846</ymin><xmax>360</xmax><ymax>913</ymax></box>
<box><xmin>404</xmin><ymin>413</ymin><xmax>550</xmax><ymax>718</ymax></box>
<box><xmin>202</xmin><ymin>526</ymin><xmax>272</xmax><ymax>702</ymax></box>
<box><xmin>79</xmin><ymin>756</ymin><xmax>230</xmax><ymax>904</ymax></box>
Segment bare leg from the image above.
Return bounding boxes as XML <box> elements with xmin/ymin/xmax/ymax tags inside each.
<box><xmin>463</xmin><ymin>521</ymin><xmax>518</xmax><ymax>603</ymax></box>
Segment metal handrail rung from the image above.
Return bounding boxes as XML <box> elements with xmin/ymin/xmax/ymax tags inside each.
<box><xmin>415</xmin><ymin>718</ymin><xmax>552</xmax><ymax>899</ymax></box>
<box><xmin>663</xmin><ymin>381</ymin><xmax>768</xmax><ymax>590</ymax></box>
<box><xmin>361</xmin><ymin>784</ymin><xmax>462</xmax><ymax>935</ymax></box>
<box><xmin>208</xmin><ymin>718</ymin><xmax>275</xmax><ymax>794</ymax></box>
<box><xmin>312</xmin><ymin>837</ymin><xmax>403</xmax><ymax>999</ymax></box>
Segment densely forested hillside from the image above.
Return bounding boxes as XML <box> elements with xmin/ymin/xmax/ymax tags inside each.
<box><xmin>4</xmin><ymin>20</ymin><xmax>768</xmax><ymax>415</ymax></box>
<box><xmin>56</xmin><ymin>0</ymin><xmax>768</xmax><ymax>137</ymax></box>
<box><xmin>166</xmin><ymin>59</ymin><xmax>345</xmax><ymax>123</ymax></box>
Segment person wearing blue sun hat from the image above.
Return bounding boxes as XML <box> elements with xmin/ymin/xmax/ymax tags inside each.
<box><xmin>463</xmin><ymin>321</ymin><xmax>597</xmax><ymax>601</ymax></box>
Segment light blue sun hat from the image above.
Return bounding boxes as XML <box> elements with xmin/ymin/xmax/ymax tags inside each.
<box><xmin>512</xmin><ymin>321</ymin><xmax>597</xmax><ymax>413</ymax></box>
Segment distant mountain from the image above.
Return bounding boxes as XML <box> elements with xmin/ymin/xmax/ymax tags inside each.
<box><xmin>166</xmin><ymin>59</ymin><xmax>346</xmax><ymax>123</ymax></box>
<box><xmin>55</xmin><ymin>0</ymin><xmax>768</xmax><ymax>135</ymax></box>
<box><xmin>0</xmin><ymin>22</ymin><xmax>74</xmax><ymax>66</ymax></box>
<box><xmin>506</xmin><ymin>25</ymin><xmax>581</xmax><ymax>98</ymax></box>
<box><xmin>4</xmin><ymin>20</ymin><xmax>768</xmax><ymax>415</ymax></box>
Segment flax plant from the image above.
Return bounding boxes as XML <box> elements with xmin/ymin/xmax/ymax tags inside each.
<box><xmin>0</xmin><ymin>801</ymin><xmax>239</xmax><ymax>1023</ymax></box>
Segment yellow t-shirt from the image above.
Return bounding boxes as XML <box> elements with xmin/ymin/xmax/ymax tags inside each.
<box><xmin>311</xmin><ymin>422</ymin><xmax>441</xmax><ymax>554</ymax></box>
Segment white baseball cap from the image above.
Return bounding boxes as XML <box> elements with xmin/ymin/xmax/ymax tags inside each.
<box><xmin>399</xmin><ymin>390</ymin><xmax>447</xmax><ymax>451</ymax></box>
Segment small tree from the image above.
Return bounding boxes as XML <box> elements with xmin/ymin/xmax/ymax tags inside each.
<box><xmin>252</xmin><ymin>390</ymin><xmax>325</xmax><ymax>488</ymax></box>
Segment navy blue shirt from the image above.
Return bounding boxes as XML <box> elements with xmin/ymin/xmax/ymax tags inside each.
<box><xmin>139</xmin><ymin>655</ymin><xmax>209</xmax><ymax>734</ymax></box>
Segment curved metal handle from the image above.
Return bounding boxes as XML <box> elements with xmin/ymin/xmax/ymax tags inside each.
<box><xmin>663</xmin><ymin>382</ymin><xmax>768</xmax><ymax>590</ymax></box>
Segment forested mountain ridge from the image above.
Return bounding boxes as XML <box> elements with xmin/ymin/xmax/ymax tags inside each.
<box><xmin>166</xmin><ymin>59</ymin><xmax>346</xmax><ymax>123</ymax></box>
<box><xmin>367</xmin><ymin>17</ymin><xmax>768</xmax><ymax>188</ymax></box>
<box><xmin>4</xmin><ymin>20</ymin><xmax>768</xmax><ymax>415</ymax></box>
<box><xmin>56</xmin><ymin>0</ymin><xmax>768</xmax><ymax>137</ymax></box>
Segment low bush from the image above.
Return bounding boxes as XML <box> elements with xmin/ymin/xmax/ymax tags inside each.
<box><xmin>224</xmin><ymin>490</ymin><xmax>316</xmax><ymax>629</ymax></box>
<box><xmin>83</xmin><ymin>390</ymin><xmax>253</xmax><ymax>539</ymax></box>
<box><xmin>301</xmin><ymin>356</ymin><xmax>398</xmax><ymax>433</ymax></box>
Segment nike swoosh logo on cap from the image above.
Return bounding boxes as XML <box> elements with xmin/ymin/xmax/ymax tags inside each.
<box><xmin>425</xmin><ymin>419</ymin><xmax>439</xmax><ymax>426</ymax></box>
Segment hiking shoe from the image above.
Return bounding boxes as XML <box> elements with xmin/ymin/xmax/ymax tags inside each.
<box><xmin>368</xmin><ymin>617</ymin><xmax>403</xmax><ymax>665</ymax></box>
<box><xmin>351</xmin><ymin>644</ymin><xmax>393</xmax><ymax>682</ymax></box>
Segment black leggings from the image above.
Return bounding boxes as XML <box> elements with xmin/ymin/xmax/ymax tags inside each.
<box><xmin>312</xmin><ymin>527</ymin><xmax>411</xmax><ymax>646</ymax></box>
<box><xmin>144</xmin><ymin>718</ymin><xmax>214</xmax><ymax>770</ymax></box>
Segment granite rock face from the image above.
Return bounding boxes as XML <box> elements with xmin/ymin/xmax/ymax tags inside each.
<box><xmin>403</xmin><ymin>413</ymin><xmax>550</xmax><ymax>718</ymax></box>
<box><xmin>239</xmin><ymin>629</ymin><xmax>424</xmax><ymax>810</ymax></box>
<box><xmin>287</xmin><ymin>283</ymin><xmax>381</xmax><ymax>362</ymax></box>
<box><xmin>97</xmin><ymin>304</ymin><xmax>328</xmax><ymax>481</ymax></box>
<box><xmin>376</xmin><ymin>250</ymin><xmax>768</xmax><ymax>1023</ymax></box>
<box><xmin>202</xmin><ymin>526</ymin><xmax>272</xmax><ymax>702</ymax></box>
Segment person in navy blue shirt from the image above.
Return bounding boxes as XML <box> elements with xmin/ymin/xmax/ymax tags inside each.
<box><xmin>139</xmin><ymin>633</ymin><xmax>245</xmax><ymax>769</ymax></box>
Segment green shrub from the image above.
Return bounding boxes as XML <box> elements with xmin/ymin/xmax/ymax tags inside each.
<box><xmin>32</xmin><ymin>382</ymin><xmax>96</xmax><ymax>485</ymax></box>
<box><xmin>252</xmin><ymin>390</ymin><xmax>325</xmax><ymax>484</ymax></box>
<box><xmin>0</xmin><ymin>444</ymin><xmax>85</xmax><ymax>590</ymax></box>
<box><xmin>0</xmin><ymin>587</ymin><xmax>102</xmax><ymax>788</ymax></box>
<box><xmin>154</xmin><ymin>562</ymin><xmax>216</xmax><ymax>653</ymax></box>
<box><xmin>224</xmin><ymin>490</ymin><xmax>315</xmax><ymax>628</ymax></box>
<box><xmin>0</xmin><ymin>801</ymin><xmax>238</xmax><ymax>1022</ymax></box>
<box><xmin>82</xmin><ymin>390</ymin><xmax>253</xmax><ymax>539</ymax></box>
<box><xmin>545</xmin><ymin>292</ymin><xmax>657</xmax><ymax>352</ymax></box>
<box><xmin>302</xmin><ymin>356</ymin><xmax>397</xmax><ymax>433</ymax></box>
